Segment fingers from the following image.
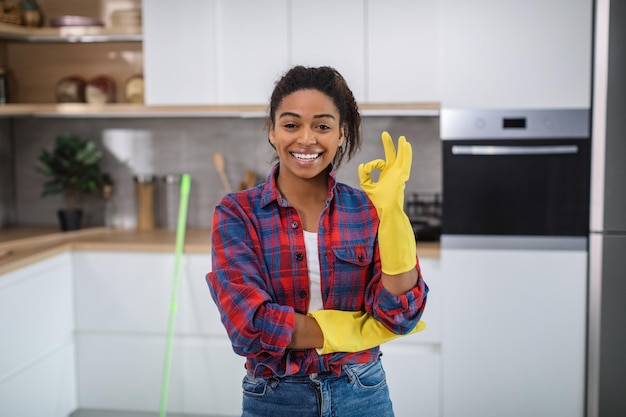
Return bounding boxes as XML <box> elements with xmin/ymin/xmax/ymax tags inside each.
<box><xmin>358</xmin><ymin>160</ymin><xmax>386</xmax><ymax>186</ymax></box>
<box><xmin>381</xmin><ymin>131</ymin><xmax>397</xmax><ymax>166</ymax></box>
<box><xmin>396</xmin><ymin>137</ymin><xmax>413</xmax><ymax>181</ymax></box>
<box><xmin>359</xmin><ymin>132</ymin><xmax>412</xmax><ymax>186</ymax></box>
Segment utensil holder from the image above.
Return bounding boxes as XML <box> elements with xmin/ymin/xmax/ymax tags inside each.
<box><xmin>134</xmin><ymin>174</ymin><xmax>156</xmax><ymax>231</ymax></box>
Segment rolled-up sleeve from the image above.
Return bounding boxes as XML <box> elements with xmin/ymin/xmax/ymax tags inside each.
<box><xmin>365</xmin><ymin>250</ymin><xmax>429</xmax><ymax>334</ymax></box>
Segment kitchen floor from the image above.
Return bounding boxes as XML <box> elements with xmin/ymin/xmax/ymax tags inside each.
<box><xmin>70</xmin><ymin>410</ymin><xmax>231</xmax><ymax>417</ymax></box>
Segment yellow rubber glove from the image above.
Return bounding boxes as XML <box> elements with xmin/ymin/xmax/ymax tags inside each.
<box><xmin>359</xmin><ymin>132</ymin><xmax>416</xmax><ymax>275</ymax></box>
<box><xmin>308</xmin><ymin>309</ymin><xmax>426</xmax><ymax>354</ymax></box>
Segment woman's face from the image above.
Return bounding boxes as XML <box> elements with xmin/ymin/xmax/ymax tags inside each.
<box><xmin>269</xmin><ymin>89</ymin><xmax>344</xmax><ymax>182</ymax></box>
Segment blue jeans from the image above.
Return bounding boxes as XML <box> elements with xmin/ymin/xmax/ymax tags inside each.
<box><xmin>241</xmin><ymin>359</ymin><xmax>394</xmax><ymax>417</ymax></box>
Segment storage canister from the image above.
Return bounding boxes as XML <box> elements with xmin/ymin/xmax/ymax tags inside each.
<box><xmin>134</xmin><ymin>174</ymin><xmax>156</xmax><ymax>231</ymax></box>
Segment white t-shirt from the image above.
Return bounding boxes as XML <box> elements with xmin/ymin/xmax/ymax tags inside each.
<box><xmin>303</xmin><ymin>230</ymin><xmax>324</xmax><ymax>312</ymax></box>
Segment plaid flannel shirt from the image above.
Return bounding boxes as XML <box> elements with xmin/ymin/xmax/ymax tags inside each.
<box><xmin>206</xmin><ymin>164</ymin><xmax>427</xmax><ymax>377</ymax></box>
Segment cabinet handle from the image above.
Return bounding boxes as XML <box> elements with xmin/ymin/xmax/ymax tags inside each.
<box><xmin>451</xmin><ymin>145</ymin><xmax>579</xmax><ymax>156</ymax></box>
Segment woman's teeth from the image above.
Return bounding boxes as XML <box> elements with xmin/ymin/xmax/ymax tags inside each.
<box><xmin>292</xmin><ymin>152</ymin><xmax>320</xmax><ymax>160</ymax></box>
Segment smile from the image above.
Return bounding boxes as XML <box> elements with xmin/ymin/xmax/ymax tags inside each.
<box><xmin>291</xmin><ymin>152</ymin><xmax>321</xmax><ymax>160</ymax></box>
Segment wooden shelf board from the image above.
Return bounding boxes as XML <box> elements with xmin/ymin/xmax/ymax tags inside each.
<box><xmin>0</xmin><ymin>22</ymin><xmax>142</xmax><ymax>42</ymax></box>
<box><xmin>0</xmin><ymin>102</ymin><xmax>440</xmax><ymax>118</ymax></box>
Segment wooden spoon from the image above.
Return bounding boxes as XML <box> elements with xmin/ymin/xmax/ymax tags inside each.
<box><xmin>213</xmin><ymin>152</ymin><xmax>233</xmax><ymax>193</ymax></box>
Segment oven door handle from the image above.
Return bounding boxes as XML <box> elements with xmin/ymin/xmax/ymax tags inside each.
<box><xmin>451</xmin><ymin>145</ymin><xmax>579</xmax><ymax>155</ymax></box>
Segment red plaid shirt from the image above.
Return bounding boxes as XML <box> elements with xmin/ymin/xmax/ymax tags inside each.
<box><xmin>206</xmin><ymin>164</ymin><xmax>427</xmax><ymax>377</ymax></box>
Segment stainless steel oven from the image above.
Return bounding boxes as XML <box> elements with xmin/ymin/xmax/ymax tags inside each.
<box><xmin>441</xmin><ymin>108</ymin><xmax>591</xmax><ymax>237</ymax></box>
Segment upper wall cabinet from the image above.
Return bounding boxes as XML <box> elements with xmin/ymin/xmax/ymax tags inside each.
<box><xmin>142</xmin><ymin>0</ymin><xmax>218</xmax><ymax>105</ymax></box>
<box><xmin>215</xmin><ymin>0</ymin><xmax>289</xmax><ymax>105</ymax></box>
<box><xmin>367</xmin><ymin>0</ymin><xmax>439</xmax><ymax>103</ymax></box>
<box><xmin>143</xmin><ymin>0</ymin><xmax>440</xmax><ymax>106</ymax></box>
<box><xmin>290</xmin><ymin>0</ymin><xmax>366</xmax><ymax>102</ymax></box>
<box><xmin>440</xmin><ymin>0</ymin><xmax>594</xmax><ymax>109</ymax></box>
<box><xmin>143</xmin><ymin>0</ymin><xmax>289</xmax><ymax>106</ymax></box>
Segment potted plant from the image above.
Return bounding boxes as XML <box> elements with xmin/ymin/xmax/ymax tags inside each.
<box><xmin>37</xmin><ymin>133</ymin><xmax>112</xmax><ymax>231</ymax></box>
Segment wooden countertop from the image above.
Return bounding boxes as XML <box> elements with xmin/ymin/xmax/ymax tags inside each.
<box><xmin>0</xmin><ymin>227</ymin><xmax>440</xmax><ymax>275</ymax></box>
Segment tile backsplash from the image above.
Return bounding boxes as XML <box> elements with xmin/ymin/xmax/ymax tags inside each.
<box><xmin>5</xmin><ymin>115</ymin><xmax>441</xmax><ymax>229</ymax></box>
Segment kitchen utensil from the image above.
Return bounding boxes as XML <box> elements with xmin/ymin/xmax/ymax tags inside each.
<box><xmin>213</xmin><ymin>152</ymin><xmax>232</xmax><ymax>193</ymax></box>
<box><xmin>163</xmin><ymin>174</ymin><xmax>181</xmax><ymax>230</ymax></box>
<box><xmin>245</xmin><ymin>169</ymin><xmax>257</xmax><ymax>189</ymax></box>
<box><xmin>238</xmin><ymin>169</ymin><xmax>258</xmax><ymax>190</ymax></box>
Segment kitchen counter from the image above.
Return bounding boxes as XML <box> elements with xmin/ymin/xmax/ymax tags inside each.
<box><xmin>0</xmin><ymin>227</ymin><xmax>441</xmax><ymax>275</ymax></box>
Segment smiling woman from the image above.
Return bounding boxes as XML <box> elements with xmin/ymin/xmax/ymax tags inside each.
<box><xmin>205</xmin><ymin>65</ymin><xmax>428</xmax><ymax>417</ymax></box>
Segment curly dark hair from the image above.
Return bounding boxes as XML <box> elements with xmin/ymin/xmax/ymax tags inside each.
<box><xmin>267</xmin><ymin>65</ymin><xmax>362</xmax><ymax>169</ymax></box>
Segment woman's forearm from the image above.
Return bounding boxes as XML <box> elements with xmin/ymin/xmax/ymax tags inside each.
<box><xmin>287</xmin><ymin>312</ymin><xmax>324</xmax><ymax>349</ymax></box>
<box><xmin>381</xmin><ymin>267</ymin><xmax>419</xmax><ymax>296</ymax></box>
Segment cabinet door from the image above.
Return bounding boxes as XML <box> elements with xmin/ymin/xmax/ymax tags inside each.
<box><xmin>0</xmin><ymin>253</ymin><xmax>77</xmax><ymax>417</ymax></box>
<box><xmin>367</xmin><ymin>0</ymin><xmax>440</xmax><ymax>103</ymax></box>
<box><xmin>215</xmin><ymin>0</ymin><xmax>289</xmax><ymax>104</ymax></box>
<box><xmin>73</xmin><ymin>251</ymin><xmax>242</xmax><ymax>415</ymax></box>
<box><xmin>382</xmin><ymin>343</ymin><xmax>440</xmax><ymax>417</ymax></box>
<box><xmin>143</xmin><ymin>0</ymin><xmax>218</xmax><ymax>105</ymax></box>
<box><xmin>441</xmin><ymin>248</ymin><xmax>587</xmax><ymax>417</ymax></box>
<box><xmin>381</xmin><ymin>257</ymin><xmax>442</xmax><ymax>417</ymax></box>
<box><xmin>440</xmin><ymin>0</ymin><xmax>593</xmax><ymax>108</ymax></box>
<box><xmin>290</xmin><ymin>0</ymin><xmax>366</xmax><ymax>102</ymax></box>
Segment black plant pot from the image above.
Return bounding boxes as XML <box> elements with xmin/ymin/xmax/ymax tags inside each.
<box><xmin>57</xmin><ymin>209</ymin><xmax>83</xmax><ymax>231</ymax></box>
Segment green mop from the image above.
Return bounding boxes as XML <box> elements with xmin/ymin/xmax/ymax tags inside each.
<box><xmin>159</xmin><ymin>173</ymin><xmax>191</xmax><ymax>417</ymax></box>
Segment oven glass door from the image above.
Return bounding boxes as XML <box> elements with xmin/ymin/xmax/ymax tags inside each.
<box><xmin>442</xmin><ymin>138</ymin><xmax>590</xmax><ymax>236</ymax></box>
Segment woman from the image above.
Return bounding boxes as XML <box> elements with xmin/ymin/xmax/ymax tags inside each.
<box><xmin>206</xmin><ymin>65</ymin><xmax>428</xmax><ymax>417</ymax></box>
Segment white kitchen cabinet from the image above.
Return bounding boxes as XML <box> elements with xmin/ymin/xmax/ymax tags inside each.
<box><xmin>0</xmin><ymin>253</ymin><xmax>77</xmax><ymax>417</ymax></box>
<box><xmin>440</xmin><ymin>0</ymin><xmax>593</xmax><ymax>108</ymax></box>
<box><xmin>366</xmin><ymin>0</ymin><xmax>440</xmax><ymax>103</ymax></box>
<box><xmin>290</xmin><ymin>0</ymin><xmax>366</xmax><ymax>102</ymax></box>
<box><xmin>441</xmin><ymin>246</ymin><xmax>587</xmax><ymax>417</ymax></box>
<box><xmin>143</xmin><ymin>0</ymin><xmax>442</xmax><ymax>106</ymax></box>
<box><xmin>71</xmin><ymin>249</ymin><xmax>443</xmax><ymax>415</ymax></box>
<box><xmin>72</xmin><ymin>251</ymin><xmax>243</xmax><ymax>416</ymax></box>
<box><xmin>215</xmin><ymin>0</ymin><xmax>289</xmax><ymax>104</ymax></box>
<box><xmin>143</xmin><ymin>0</ymin><xmax>288</xmax><ymax>106</ymax></box>
<box><xmin>142</xmin><ymin>0</ymin><xmax>218</xmax><ymax>105</ymax></box>
<box><xmin>382</xmin><ymin>257</ymin><xmax>442</xmax><ymax>417</ymax></box>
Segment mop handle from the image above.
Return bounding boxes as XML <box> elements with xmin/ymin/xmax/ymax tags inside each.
<box><xmin>159</xmin><ymin>174</ymin><xmax>191</xmax><ymax>417</ymax></box>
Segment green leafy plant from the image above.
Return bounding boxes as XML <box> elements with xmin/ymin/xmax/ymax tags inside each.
<box><xmin>37</xmin><ymin>133</ymin><xmax>113</xmax><ymax>211</ymax></box>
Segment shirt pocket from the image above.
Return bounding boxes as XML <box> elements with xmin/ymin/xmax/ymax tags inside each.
<box><xmin>332</xmin><ymin>245</ymin><xmax>372</xmax><ymax>267</ymax></box>
<box><xmin>331</xmin><ymin>245</ymin><xmax>373</xmax><ymax>301</ymax></box>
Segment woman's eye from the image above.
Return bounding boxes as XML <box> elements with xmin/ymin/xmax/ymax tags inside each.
<box><xmin>283</xmin><ymin>122</ymin><xmax>297</xmax><ymax>129</ymax></box>
<box><xmin>317</xmin><ymin>124</ymin><xmax>330</xmax><ymax>130</ymax></box>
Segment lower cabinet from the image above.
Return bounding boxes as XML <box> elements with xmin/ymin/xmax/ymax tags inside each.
<box><xmin>383</xmin><ymin>344</ymin><xmax>440</xmax><ymax>417</ymax></box>
<box><xmin>441</xmin><ymin>246</ymin><xmax>587</xmax><ymax>417</ymax></box>
<box><xmin>0</xmin><ymin>250</ymin><xmax>441</xmax><ymax>416</ymax></box>
<box><xmin>0</xmin><ymin>253</ymin><xmax>77</xmax><ymax>417</ymax></box>
<box><xmin>383</xmin><ymin>257</ymin><xmax>442</xmax><ymax>417</ymax></box>
<box><xmin>72</xmin><ymin>251</ymin><xmax>442</xmax><ymax>416</ymax></box>
<box><xmin>73</xmin><ymin>251</ymin><xmax>244</xmax><ymax>416</ymax></box>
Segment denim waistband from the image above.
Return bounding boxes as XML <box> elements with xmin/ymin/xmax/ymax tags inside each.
<box><xmin>247</xmin><ymin>360</ymin><xmax>378</xmax><ymax>383</ymax></box>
